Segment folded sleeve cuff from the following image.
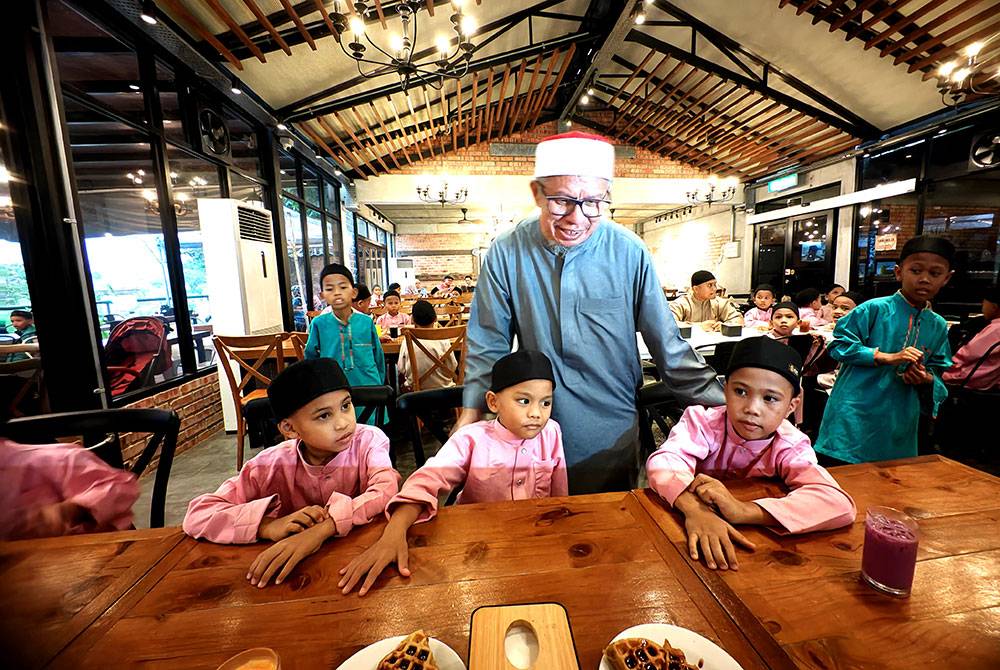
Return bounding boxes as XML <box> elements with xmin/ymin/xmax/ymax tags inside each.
<box><xmin>232</xmin><ymin>496</ymin><xmax>278</xmax><ymax>544</ymax></box>
<box><xmin>386</xmin><ymin>488</ymin><xmax>440</xmax><ymax>524</ymax></box>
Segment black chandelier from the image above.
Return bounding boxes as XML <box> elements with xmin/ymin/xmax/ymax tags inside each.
<box><xmin>686</xmin><ymin>176</ymin><xmax>738</xmax><ymax>206</ymax></box>
<box><xmin>935</xmin><ymin>35</ymin><xmax>1000</xmax><ymax>107</ymax></box>
<box><xmin>330</xmin><ymin>0</ymin><xmax>477</xmax><ymax>91</ymax></box>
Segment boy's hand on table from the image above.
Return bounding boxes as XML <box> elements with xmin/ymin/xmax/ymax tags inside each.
<box><xmin>876</xmin><ymin>347</ymin><xmax>923</xmax><ymax>366</ymax></box>
<box><xmin>688</xmin><ymin>474</ymin><xmax>757</xmax><ymax>524</ymax></box>
<box><xmin>257</xmin><ymin>505</ymin><xmax>329</xmax><ymax>542</ymax></box>
<box><xmin>248</xmin><ymin>518</ymin><xmax>336</xmax><ymax>587</ymax></box>
<box><xmin>339</xmin><ymin>505</ymin><xmax>420</xmax><ymax>596</ymax></box>
<box><xmin>675</xmin><ymin>491</ymin><xmax>755</xmax><ymax>570</ymax></box>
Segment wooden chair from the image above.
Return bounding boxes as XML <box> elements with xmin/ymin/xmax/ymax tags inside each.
<box><xmin>401</xmin><ymin>325</ymin><xmax>467</xmax><ymax>392</ymax></box>
<box><xmin>0</xmin><ymin>358</ymin><xmax>44</xmax><ymax>418</ymax></box>
<box><xmin>434</xmin><ymin>304</ymin><xmax>465</xmax><ymax>327</ymax></box>
<box><xmin>288</xmin><ymin>331</ymin><xmax>308</xmax><ymax>358</ymax></box>
<box><xmin>213</xmin><ymin>333</ymin><xmax>296</xmax><ymax>470</ymax></box>
<box><xmin>370</xmin><ymin>306</ymin><xmax>388</xmax><ymax>317</ymax></box>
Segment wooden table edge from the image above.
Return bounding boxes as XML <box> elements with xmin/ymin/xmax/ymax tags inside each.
<box><xmin>625</xmin><ymin>491</ymin><xmax>797</xmax><ymax>670</ymax></box>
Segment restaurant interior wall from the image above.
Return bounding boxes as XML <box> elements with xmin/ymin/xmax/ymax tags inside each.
<box><xmin>853</xmin><ymin>115</ymin><xmax>1000</xmax><ymax>308</ymax></box>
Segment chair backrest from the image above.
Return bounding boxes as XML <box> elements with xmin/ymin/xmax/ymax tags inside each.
<box><xmin>287</xmin><ymin>331</ymin><xmax>308</xmax><ymax>359</ymax></box>
<box><xmin>695</xmin><ymin>340</ymin><xmax>739</xmax><ymax>376</ymax></box>
<box><xmin>213</xmin><ymin>333</ymin><xmax>293</xmax><ymax>406</ymax></box>
<box><xmin>350</xmin><ymin>385</ymin><xmax>395</xmax><ymax>426</ymax></box>
<box><xmin>956</xmin><ymin>339</ymin><xmax>1000</xmax><ymax>389</ymax></box>
<box><xmin>434</xmin><ymin>304</ymin><xmax>465</xmax><ymax>326</ymax></box>
<box><xmin>370</xmin><ymin>306</ymin><xmax>387</xmax><ymax>317</ymax></box>
<box><xmin>4</xmin><ymin>408</ymin><xmax>180</xmax><ymax>528</ymax></box>
<box><xmin>402</xmin><ymin>326</ymin><xmax>467</xmax><ymax>391</ymax></box>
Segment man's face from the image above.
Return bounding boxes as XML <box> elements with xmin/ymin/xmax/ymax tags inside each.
<box><xmin>692</xmin><ymin>280</ymin><xmax>717</xmax><ymax>302</ymax></box>
<box><xmin>531</xmin><ymin>176</ymin><xmax>609</xmax><ymax>248</ymax></box>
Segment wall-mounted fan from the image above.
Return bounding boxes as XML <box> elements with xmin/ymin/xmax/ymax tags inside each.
<box><xmin>199</xmin><ymin>108</ymin><xmax>231</xmax><ymax>160</ymax></box>
<box><xmin>970</xmin><ymin>131</ymin><xmax>1000</xmax><ymax>169</ymax></box>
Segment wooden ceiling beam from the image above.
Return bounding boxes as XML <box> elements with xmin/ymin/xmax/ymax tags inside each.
<box><xmin>879</xmin><ymin>0</ymin><xmax>986</xmax><ymax>57</ymax></box>
<box><xmin>908</xmin><ymin>17</ymin><xmax>1000</xmax><ymax>73</ymax></box>
<box><xmin>725</xmin><ymin>120</ymin><xmax>830</xmax><ymax>167</ymax></box>
<box><xmin>795</xmin><ymin>0</ymin><xmax>824</xmax><ymax>17</ymax></box>
<box><xmin>664</xmin><ymin>97</ymin><xmax>771</xmax><ymax>156</ymax></box>
<box><xmin>276</xmin><ymin>0</ymin><xmax>317</xmax><ymax>51</ymax></box>
<box><xmin>844</xmin><ymin>0</ymin><xmax>917</xmax><ymax>40</ymax></box>
<box><xmin>203</xmin><ymin>0</ymin><xmax>267</xmax><ymax>63</ymax></box>
<box><xmin>810</xmin><ymin>0</ymin><xmax>848</xmax><ymax>26</ymax></box>
<box><xmin>311</xmin><ymin>0</ymin><xmax>338</xmax><ymax>37</ymax></box>
<box><xmin>609</xmin><ymin>55</ymin><xmax>675</xmax><ymax>133</ymax></box>
<box><xmin>239</xmin><ymin>0</ymin><xmax>292</xmax><ymax>55</ymax></box>
<box><xmin>827</xmin><ymin>0</ymin><xmax>878</xmax><ymax>33</ymax></box>
<box><xmin>500</xmin><ymin>60</ymin><xmax>527</xmax><ymax>138</ymax></box>
<box><xmin>533</xmin><ymin>44</ymin><xmax>575</xmax><ymax>128</ymax></box>
<box><xmin>863</xmin><ymin>0</ymin><xmax>951</xmax><ymax>51</ymax></box>
<box><xmin>298</xmin><ymin>121</ymin><xmax>350</xmax><ymax>172</ymax></box>
<box><xmin>353</xmin><ymin>106</ymin><xmax>400</xmax><ymax>171</ymax></box>
<box><xmin>373</xmin><ymin>0</ymin><xmax>388</xmax><ymax>29</ymax></box>
<box><xmin>624</xmin><ymin>73</ymin><xmax>714</xmax><ymax>144</ymax></box>
<box><xmin>332</xmin><ymin>110</ymin><xmax>390</xmax><ymax>172</ymax></box>
<box><xmin>520</xmin><ymin>47</ymin><xmax>562</xmax><ymax>133</ymax></box>
<box><xmin>370</xmin><ymin>100</ymin><xmax>410</xmax><ymax>167</ymax></box>
<box><xmin>649</xmin><ymin>87</ymin><xmax>746</xmax><ymax>150</ymax></box>
<box><xmin>690</xmin><ymin>107</ymin><xmax>798</xmax><ymax>167</ymax></box>
<box><xmin>158</xmin><ymin>0</ymin><xmax>244</xmax><ymax>70</ymax></box>
<box><xmin>617</xmin><ymin>64</ymin><xmax>697</xmax><ymax>138</ymax></box>
<box><xmin>489</xmin><ymin>63</ymin><xmax>513</xmax><ymax>142</ymax></box>
<box><xmin>894</xmin><ymin>7</ymin><xmax>999</xmax><ymax>66</ymax></box>
<box><xmin>480</xmin><ymin>67</ymin><xmax>495</xmax><ymax>146</ymax></box>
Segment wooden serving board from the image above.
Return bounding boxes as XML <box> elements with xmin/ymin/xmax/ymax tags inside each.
<box><xmin>469</xmin><ymin>603</ymin><xmax>579</xmax><ymax>670</ymax></box>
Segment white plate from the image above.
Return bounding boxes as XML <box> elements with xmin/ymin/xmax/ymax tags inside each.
<box><xmin>599</xmin><ymin>623</ymin><xmax>743</xmax><ymax>670</ymax></box>
<box><xmin>336</xmin><ymin>635</ymin><xmax>466</xmax><ymax>670</ymax></box>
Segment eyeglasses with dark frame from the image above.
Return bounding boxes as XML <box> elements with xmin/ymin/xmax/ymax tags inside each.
<box><xmin>538</xmin><ymin>185</ymin><xmax>610</xmax><ymax>219</ymax></box>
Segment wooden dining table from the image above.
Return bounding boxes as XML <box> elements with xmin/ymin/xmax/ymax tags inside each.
<box><xmin>1</xmin><ymin>456</ymin><xmax>996</xmax><ymax>669</ymax></box>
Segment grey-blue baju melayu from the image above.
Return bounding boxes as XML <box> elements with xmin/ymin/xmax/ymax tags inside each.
<box><xmin>463</xmin><ymin>216</ymin><xmax>725</xmax><ymax>494</ymax></box>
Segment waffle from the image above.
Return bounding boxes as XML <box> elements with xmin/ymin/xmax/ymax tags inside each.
<box><xmin>603</xmin><ymin>637</ymin><xmax>700</xmax><ymax>670</ymax></box>
<box><xmin>377</xmin><ymin>630</ymin><xmax>439</xmax><ymax>670</ymax></box>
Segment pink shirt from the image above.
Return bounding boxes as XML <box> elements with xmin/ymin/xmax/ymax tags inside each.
<box><xmin>375</xmin><ymin>312</ymin><xmax>411</xmax><ymax>330</ymax></box>
<box><xmin>183</xmin><ymin>425</ymin><xmax>399</xmax><ymax>544</ymax></box>
<box><xmin>799</xmin><ymin>306</ymin><xmax>830</xmax><ymax>328</ymax></box>
<box><xmin>388</xmin><ymin>418</ymin><xmax>568</xmax><ymax>523</ymax></box>
<box><xmin>943</xmin><ymin>320</ymin><xmax>1000</xmax><ymax>390</ymax></box>
<box><xmin>646</xmin><ymin>405</ymin><xmax>855</xmax><ymax>534</ymax></box>
<box><xmin>0</xmin><ymin>439</ymin><xmax>139</xmax><ymax>540</ymax></box>
<box><xmin>744</xmin><ymin>307</ymin><xmax>772</xmax><ymax>327</ymax></box>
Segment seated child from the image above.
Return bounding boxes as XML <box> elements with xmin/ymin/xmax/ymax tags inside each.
<box><xmin>646</xmin><ymin>337</ymin><xmax>856</xmax><ymax>570</ymax></box>
<box><xmin>0</xmin><ymin>438</ymin><xmax>139</xmax><ymax>540</ymax></box>
<box><xmin>375</xmin><ymin>290</ymin><xmax>411</xmax><ymax>338</ymax></box>
<box><xmin>369</xmin><ymin>285</ymin><xmax>384</xmax><ymax>308</ymax></box>
<box><xmin>397</xmin><ymin>300</ymin><xmax>458</xmax><ymax>391</ymax></box>
<box><xmin>942</xmin><ymin>284</ymin><xmax>1000</xmax><ymax>391</ymax></box>
<box><xmin>794</xmin><ymin>288</ymin><xmax>830</xmax><ymax>328</ymax></box>
<box><xmin>353</xmin><ymin>284</ymin><xmax>373</xmax><ymax>315</ymax></box>
<box><xmin>818</xmin><ymin>284</ymin><xmax>845</xmax><ymax>323</ymax></box>
<box><xmin>744</xmin><ymin>285</ymin><xmax>776</xmax><ymax>329</ymax></box>
<box><xmin>816</xmin><ymin>291</ymin><xmax>865</xmax><ymax>388</ymax></box>
<box><xmin>183</xmin><ymin>358</ymin><xmax>399</xmax><ymax>587</ymax></box>
<box><xmin>815</xmin><ymin>235</ymin><xmax>954</xmax><ymax>464</ymax></box>
<box><xmin>339</xmin><ymin>350</ymin><xmax>567</xmax><ymax>595</ymax></box>
<box><xmin>767</xmin><ymin>302</ymin><xmax>800</xmax><ymax>340</ymax></box>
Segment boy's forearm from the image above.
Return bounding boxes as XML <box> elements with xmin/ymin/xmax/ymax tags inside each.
<box><xmin>673</xmin><ymin>491</ymin><xmax>710</xmax><ymax>517</ymax></box>
<box><xmin>385</xmin><ymin>503</ymin><xmax>421</xmax><ymax>536</ymax></box>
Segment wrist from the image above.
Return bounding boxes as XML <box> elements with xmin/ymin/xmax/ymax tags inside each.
<box><xmin>257</xmin><ymin>517</ymin><xmax>276</xmax><ymax>540</ymax></box>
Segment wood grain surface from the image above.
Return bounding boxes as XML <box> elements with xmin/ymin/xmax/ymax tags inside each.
<box><xmin>634</xmin><ymin>455</ymin><xmax>1000</xmax><ymax>669</ymax></box>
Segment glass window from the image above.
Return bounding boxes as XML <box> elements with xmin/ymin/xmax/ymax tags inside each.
<box><xmin>923</xmin><ymin>174</ymin><xmax>1000</xmax><ymax>303</ymax></box>
<box><xmin>324</xmin><ymin>180</ymin><xmax>338</xmax><ymax>214</ymax></box>
<box><xmin>303</xmin><ymin>167</ymin><xmax>320</xmax><ymax>207</ymax></box>
<box><xmin>65</xmin><ymin>109</ymin><xmax>185</xmax><ymax>393</ymax></box>
<box><xmin>279</xmin><ymin>152</ymin><xmax>297</xmax><ymax>195</ymax></box>
<box><xmin>345</xmin><ymin>214</ymin><xmax>357</xmax><ymax>278</ymax></box>
<box><xmin>226</xmin><ymin>112</ymin><xmax>262</xmax><ymax>180</ymax></box>
<box><xmin>155</xmin><ymin>60</ymin><xmax>185</xmax><ymax>146</ymax></box>
<box><xmin>307</xmin><ymin>208</ymin><xmax>325</xmax><ymax>310</ymax></box>
<box><xmin>166</xmin><ymin>146</ymin><xmax>222</xmax><ymax>369</ymax></box>
<box><xmin>861</xmin><ymin>143</ymin><xmax>922</xmax><ymax>190</ymax></box>
<box><xmin>325</xmin><ymin>214</ymin><xmax>343</xmax><ymax>264</ymax></box>
<box><xmin>231</xmin><ymin>170</ymin><xmax>265</xmax><ymax>206</ymax></box>
<box><xmin>854</xmin><ymin>193</ymin><xmax>920</xmax><ymax>296</ymax></box>
<box><xmin>283</xmin><ymin>197</ymin><xmax>308</xmax><ymax>331</ymax></box>
<box><xmin>49</xmin><ymin>1</ymin><xmax>146</xmax><ymax>125</ymax></box>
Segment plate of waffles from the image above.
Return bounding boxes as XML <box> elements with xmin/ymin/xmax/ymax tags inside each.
<box><xmin>600</xmin><ymin>623</ymin><xmax>743</xmax><ymax>670</ymax></box>
<box><xmin>336</xmin><ymin>630</ymin><xmax>465</xmax><ymax>670</ymax></box>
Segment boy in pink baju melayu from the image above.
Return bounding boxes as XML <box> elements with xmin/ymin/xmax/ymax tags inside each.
<box><xmin>183</xmin><ymin>358</ymin><xmax>399</xmax><ymax>588</ymax></box>
<box><xmin>339</xmin><ymin>350</ymin><xmax>567</xmax><ymax>595</ymax></box>
<box><xmin>647</xmin><ymin>336</ymin><xmax>855</xmax><ymax>572</ymax></box>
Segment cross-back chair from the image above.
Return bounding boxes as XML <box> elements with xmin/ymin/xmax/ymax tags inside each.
<box><xmin>434</xmin><ymin>304</ymin><xmax>465</xmax><ymax>327</ymax></box>
<box><xmin>401</xmin><ymin>325</ymin><xmax>467</xmax><ymax>392</ymax></box>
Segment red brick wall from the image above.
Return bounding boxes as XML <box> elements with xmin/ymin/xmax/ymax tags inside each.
<box><xmin>388</xmin><ymin>118</ymin><xmax>702</xmax><ymax>178</ymax></box>
<box><xmin>120</xmin><ymin>373</ymin><xmax>224</xmax><ymax>472</ymax></box>
<box><xmin>396</xmin><ymin>232</ymin><xmax>489</xmax><ymax>279</ymax></box>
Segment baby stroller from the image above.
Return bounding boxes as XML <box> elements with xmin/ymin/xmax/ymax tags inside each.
<box><xmin>105</xmin><ymin>317</ymin><xmax>173</xmax><ymax>397</ymax></box>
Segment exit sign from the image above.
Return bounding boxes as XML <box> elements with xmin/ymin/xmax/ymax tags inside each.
<box><xmin>767</xmin><ymin>173</ymin><xmax>799</xmax><ymax>193</ymax></box>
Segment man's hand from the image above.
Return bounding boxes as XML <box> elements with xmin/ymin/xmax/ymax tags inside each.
<box><xmin>257</xmin><ymin>505</ymin><xmax>329</xmax><ymax>542</ymax></box>
<box><xmin>701</xmin><ymin>320</ymin><xmax>721</xmax><ymax>332</ymax></box>
<box><xmin>450</xmin><ymin>408</ymin><xmax>483</xmax><ymax>436</ymax></box>
<box><xmin>247</xmin><ymin>518</ymin><xmax>336</xmax><ymax>587</ymax></box>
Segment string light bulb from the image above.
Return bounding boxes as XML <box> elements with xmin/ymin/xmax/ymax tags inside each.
<box><xmin>349</xmin><ymin>16</ymin><xmax>365</xmax><ymax>38</ymax></box>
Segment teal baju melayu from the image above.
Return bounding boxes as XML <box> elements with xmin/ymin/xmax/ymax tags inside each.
<box><xmin>464</xmin><ymin>215</ymin><xmax>725</xmax><ymax>494</ymax></box>
<box><xmin>304</xmin><ymin>311</ymin><xmax>385</xmax><ymax>423</ymax></box>
<box><xmin>814</xmin><ymin>291</ymin><xmax>952</xmax><ymax>463</ymax></box>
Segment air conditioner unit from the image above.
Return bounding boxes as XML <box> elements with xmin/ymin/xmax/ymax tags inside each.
<box><xmin>198</xmin><ymin>198</ymin><xmax>282</xmax><ymax>430</ymax></box>
<box><xmin>388</xmin><ymin>257</ymin><xmax>415</xmax><ymax>288</ymax></box>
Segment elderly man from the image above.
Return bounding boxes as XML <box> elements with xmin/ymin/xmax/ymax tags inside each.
<box><xmin>455</xmin><ymin>132</ymin><xmax>724</xmax><ymax>494</ymax></box>
<box><xmin>670</xmin><ymin>270</ymin><xmax>743</xmax><ymax>331</ymax></box>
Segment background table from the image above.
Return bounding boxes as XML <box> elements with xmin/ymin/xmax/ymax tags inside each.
<box><xmin>635</xmin><ymin>455</ymin><xmax>1000</xmax><ymax>669</ymax></box>
<box><xmin>7</xmin><ymin>493</ymin><xmax>792</xmax><ymax>670</ymax></box>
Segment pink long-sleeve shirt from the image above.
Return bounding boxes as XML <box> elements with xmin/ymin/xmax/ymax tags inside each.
<box><xmin>0</xmin><ymin>439</ymin><xmax>139</xmax><ymax>540</ymax></box>
<box><xmin>387</xmin><ymin>418</ymin><xmax>568</xmax><ymax>523</ymax></box>
<box><xmin>375</xmin><ymin>311</ymin><xmax>411</xmax><ymax>330</ymax></box>
<box><xmin>183</xmin><ymin>425</ymin><xmax>399</xmax><ymax>544</ymax></box>
<box><xmin>646</xmin><ymin>405</ymin><xmax>855</xmax><ymax>534</ymax></box>
<box><xmin>942</xmin><ymin>319</ymin><xmax>1000</xmax><ymax>390</ymax></box>
<box><xmin>744</xmin><ymin>306</ymin><xmax>773</xmax><ymax>327</ymax></box>
<box><xmin>799</xmin><ymin>306</ymin><xmax>831</xmax><ymax>328</ymax></box>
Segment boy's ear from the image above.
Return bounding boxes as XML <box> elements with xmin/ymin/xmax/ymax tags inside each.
<box><xmin>786</xmin><ymin>394</ymin><xmax>802</xmax><ymax>418</ymax></box>
<box><xmin>485</xmin><ymin>390</ymin><xmax>499</xmax><ymax>414</ymax></box>
<box><xmin>351</xmin><ymin>287</ymin><xmax>359</xmax><ymax>300</ymax></box>
<box><xmin>277</xmin><ymin>418</ymin><xmax>299</xmax><ymax>440</ymax></box>
<box><xmin>942</xmin><ymin>269</ymin><xmax>955</xmax><ymax>286</ymax></box>
<box><xmin>893</xmin><ymin>264</ymin><xmax>903</xmax><ymax>282</ymax></box>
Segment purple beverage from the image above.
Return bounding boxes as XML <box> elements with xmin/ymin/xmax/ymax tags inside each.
<box><xmin>861</xmin><ymin>506</ymin><xmax>919</xmax><ymax>597</ymax></box>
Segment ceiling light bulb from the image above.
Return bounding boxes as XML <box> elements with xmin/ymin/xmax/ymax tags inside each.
<box><xmin>231</xmin><ymin>85</ymin><xmax>242</xmax><ymax>95</ymax></box>
<box><xmin>0</xmin><ymin>166</ymin><xmax>9</xmax><ymax>183</ymax></box>
<box><xmin>952</xmin><ymin>67</ymin><xmax>971</xmax><ymax>82</ymax></box>
<box><xmin>451</xmin><ymin>0</ymin><xmax>465</xmax><ymax>7</ymax></box>
<box><xmin>938</xmin><ymin>61</ymin><xmax>957</xmax><ymax>77</ymax></box>
<box><xmin>580</xmin><ymin>94</ymin><xmax>589</xmax><ymax>104</ymax></box>
<box><xmin>141</xmin><ymin>188</ymin><xmax>156</xmax><ymax>201</ymax></box>
<box><xmin>460</xmin><ymin>15</ymin><xmax>477</xmax><ymax>36</ymax></box>
<box><xmin>965</xmin><ymin>42</ymin><xmax>983</xmax><ymax>58</ymax></box>
<box><xmin>276</xmin><ymin>123</ymin><xmax>287</xmax><ymax>131</ymax></box>
<box><xmin>137</xmin><ymin>169</ymin><xmax>145</xmax><ymax>175</ymax></box>
<box><xmin>335</xmin><ymin>170</ymin><xmax>342</xmax><ymax>176</ymax></box>
<box><xmin>140</xmin><ymin>0</ymin><xmax>157</xmax><ymax>25</ymax></box>
<box><xmin>176</xmin><ymin>192</ymin><xmax>190</xmax><ymax>202</ymax></box>
<box><xmin>587</xmin><ymin>87</ymin><xmax>595</xmax><ymax>96</ymax></box>
<box><xmin>390</xmin><ymin>33</ymin><xmax>404</xmax><ymax>53</ymax></box>
<box><xmin>169</xmin><ymin>171</ymin><xmax>178</xmax><ymax>179</ymax></box>
<box><xmin>635</xmin><ymin>11</ymin><xmax>646</xmax><ymax>25</ymax></box>
<box><xmin>129</xmin><ymin>83</ymin><xmax>140</xmax><ymax>91</ymax></box>
<box><xmin>436</xmin><ymin>35</ymin><xmax>450</xmax><ymax>55</ymax></box>
<box><xmin>859</xmin><ymin>206</ymin><xmax>871</xmax><ymax>217</ymax></box>
<box><xmin>349</xmin><ymin>16</ymin><xmax>365</xmax><ymax>37</ymax></box>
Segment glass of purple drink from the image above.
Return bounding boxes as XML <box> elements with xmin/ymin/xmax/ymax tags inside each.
<box><xmin>861</xmin><ymin>506</ymin><xmax>919</xmax><ymax>597</ymax></box>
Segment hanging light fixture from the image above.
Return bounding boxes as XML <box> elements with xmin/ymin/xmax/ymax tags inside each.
<box><xmin>140</xmin><ymin>0</ymin><xmax>158</xmax><ymax>25</ymax></box>
<box><xmin>686</xmin><ymin>176</ymin><xmax>738</xmax><ymax>205</ymax></box>
<box><xmin>416</xmin><ymin>178</ymin><xmax>468</xmax><ymax>206</ymax></box>
<box><xmin>934</xmin><ymin>34</ymin><xmax>1000</xmax><ymax>106</ymax></box>
<box><xmin>331</xmin><ymin>0</ymin><xmax>477</xmax><ymax>91</ymax></box>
